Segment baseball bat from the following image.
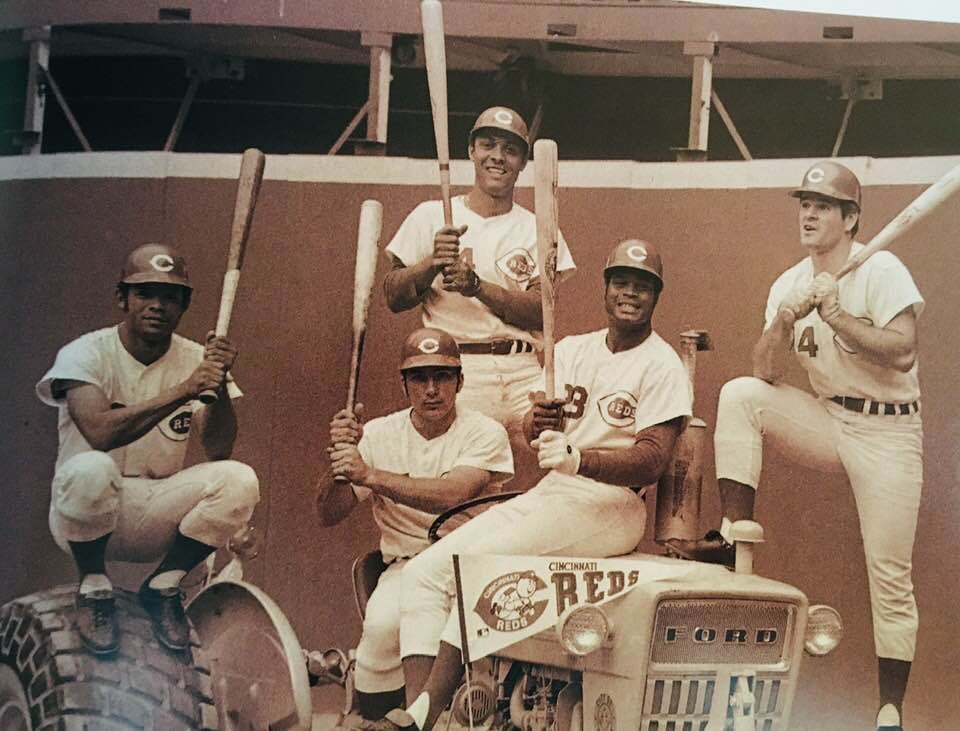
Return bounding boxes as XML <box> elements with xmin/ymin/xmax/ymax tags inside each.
<box><xmin>836</xmin><ymin>161</ymin><xmax>960</xmax><ymax>280</ymax></box>
<box><xmin>199</xmin><ymin>148</ymin><xmax>266</xmax><ymax>404</ymax></box>
<box><xmin>345</xmin><ymin>200</ymin><xmax>384</xmax><ymax>411</ymax></box>
<box><xmin>420</xmin><ymin>0</ymin><xmax>453</xmax><ymax>226</ymax></box>
<box><xmin>533</xmin><ymin>139</ymin><xmax>560</xmax><ymax>400</ymax></box>
<box><xmin>335</xmin><ymin>199</ymin><xmax>384</xmax><ymax>482</ymax></box>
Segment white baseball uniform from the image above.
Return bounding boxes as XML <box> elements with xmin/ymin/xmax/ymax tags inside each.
<box><xmin>714</xmin><ymin>244</ymin><xmax>923</xmax><ymax>661</ymax></box>
<box><xmin>36</xmin><ymin>325</ymin><xmax>259</xmax><ymax>559</ymax></box>
<box><xmin>399</xmin><ymin>327</ymin><xmax>692</xmax><ymax>659</ymax></box>
<box><xmin>385</xmin><ymin>196</ymin><xmax>576</xmax><ymax>459</ymax></box>
<box><xmin>350</xmin><ymin>407</ymin><xmax>513</xmax><ymax>692</ymax></box>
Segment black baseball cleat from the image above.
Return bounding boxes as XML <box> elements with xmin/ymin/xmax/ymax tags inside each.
<box><xmin>139</xmin><ymin>584</ymin><xmax>191</xmax><ymax>651</ymax></box>
<box><xmin>75</xmin><ymin>588</ymin><xmax>120</xmax><ymax>655</ymax></box>
<box><xmin>666</xmin><ymin>530</ymin><xmax>736</xmax><ymax>570</ymax></box>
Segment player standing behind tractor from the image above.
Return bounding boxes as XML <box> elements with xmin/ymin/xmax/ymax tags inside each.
<box><xmin>35</xmin><ymin>243</ymin><xmax>260</xmax><ymax>655</ymax></box>
<box><xmin>319</xmin><ymin>327</ymin><xmax>513</xmax><ymax>722</ymax></box>
<box><xmin>364</xmin><ymin>239</ymin><xmax>691</xmax><ymax>731</ymax></box>
<box><xmin>382</xmin><ymin>107</ymin><xmax>576</xmax><ymax>487</ymax></box>
<box><xmin>669</xmin><ymin>161</ymin><xmax>923</xmax><ymax>731</ymax></box>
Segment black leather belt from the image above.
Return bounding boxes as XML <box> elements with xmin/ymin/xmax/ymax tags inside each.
<box><xmin>458</xmin><ymin>339</ymin><xmax>535</xmax><ymax>355</ymax></box>
<box><xmin>830</xmin><ymin>395</ymin><xmax>920</xmax><ymax>415</ymax></box>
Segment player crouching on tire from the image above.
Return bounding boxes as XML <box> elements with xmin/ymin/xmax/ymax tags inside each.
<box><xmin>35</xmin><ymin>244</ymin><xmax>260</xmax><ymax>655</ymax></box>
<box><xmin>364</xmin><ymin>239</ymin><xmax>692</xmax><ymax>731</ymax></box>
<box><xmin>319</xmin><ymin>327</ymin><xmax>513</xmax><ymax>722</ymax></box>
<box><xmin>668</xmin><ymin>161</ymin><xmax>923</xmax><ymax>731</ymax></box>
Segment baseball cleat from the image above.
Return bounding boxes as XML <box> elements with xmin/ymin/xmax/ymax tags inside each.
<box><xmin>666</xmin><ymin>530</ymin><xmax>736</xmax><ymax>569</ymax></box>
<box><xmin>139</xmin><ymin>583</ymin><xmax>191</xmax><ymax>651</ymax></box>
<box><xmin>75</xmin><ymin>588</ymin><xmax>119</xmax><ymax>655</ymax></box>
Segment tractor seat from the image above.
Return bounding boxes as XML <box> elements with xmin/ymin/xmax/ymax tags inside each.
<box><xmin>351</xmin><ymin>550</ymin><xmax>387</xmax><ymax>620</ymax></box>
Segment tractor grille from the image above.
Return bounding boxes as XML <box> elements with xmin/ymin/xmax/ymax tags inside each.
<box><xmin>640</xmin><ymin>673</ymin><xmax>789</xmax><ymax>731</ymax></box>
<box><xmin>651</xmin><ymin>598</ymin><xmax>795</xmax><ymax>666</ymax></box>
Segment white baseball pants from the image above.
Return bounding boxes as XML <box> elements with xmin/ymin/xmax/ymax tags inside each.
<box><xmin>354</xmin><ymin>559</ymin><xmax>407</xmax><ymax>693</ymax></box>
<box><xmin>398</xmin><ymin>471</ymin><xmax>646</xmax><ymax>659</ymax></box>
<box><xmin>714</xmin><ymin>376</ymin><xmax>923</xmax><ymax>661</ymax></box>
<box><xmin>456</xmin><ymin>351</ymin><xmax>543</xmax><ymax>487</ymax></box>
<box><xmin>49</xmin><ymin>450</ymin><xmax>260</xmax><ymax>561</ymax></box>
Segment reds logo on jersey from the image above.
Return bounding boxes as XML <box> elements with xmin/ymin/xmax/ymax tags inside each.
<box><xmin>496</xmin><ymin>249</ymin><xmax>537</xmax><ymax>286</ymax></box>
<box><xmin>597</xmin><ymin>391</ymin><xmax>637</xmax><ymax>428</ymax></box>
<box><xmin>158</xmin><ymin>409</ymin><xmax>192</xmax><ymax>441</ymax></box>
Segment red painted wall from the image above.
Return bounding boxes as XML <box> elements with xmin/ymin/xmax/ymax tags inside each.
<box><xmin>2</xmin><ymin>169</ymin><xmax>957</xmax><ymax>729</ymax></box>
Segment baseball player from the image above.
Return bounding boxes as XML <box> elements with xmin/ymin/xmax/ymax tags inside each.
<box><xmin>383</xmin><ymin>106</ymin><xmax>576</xmax><ymax>485</ymax></box>
<box><xmin>669</xmin><ymin>161</ymin><xmax>923</xmax><ymax>731</ymax></box>
<box><xmin>368</xmin><ymin>239</ymin><xmax>691</xmax><ymax>731</ymax></box>
<box><xmin>35</xmin><ymin>244</ymin><xmax>259</xmax><ymax>654</ymax></box>
<box><xmin>319</xmin><ymin>327</ymin><xmax>513</xmax><ymax>721</ymax></box>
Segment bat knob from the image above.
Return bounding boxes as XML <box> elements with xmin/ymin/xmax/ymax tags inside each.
<box><xmin>198</xmin><ymin>388</ymin><xmax>219</xmax><ymax>404</ymax></box>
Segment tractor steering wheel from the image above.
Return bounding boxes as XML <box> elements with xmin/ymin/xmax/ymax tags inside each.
<box><xmin>427</xmin><ymin>491</ymin><xmax>523</xmax><ymax>543</ymax></box>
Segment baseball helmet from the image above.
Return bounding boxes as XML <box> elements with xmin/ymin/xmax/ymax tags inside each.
<box><xmin>603</xmin><ymin>239</ymin><xmax>664</xmax><ymax>291</ymax></box>
<box><xmin>469</xmin><ymin>107</ymin><xmax>530</xmax><ymax>150</ymax></box>
<box><xmin>119</xmin><ymin>243</ymin><xmax>192</xmax><ymax>289</ymax></box>
<box><xmin>400</xmin><ymin>328</ymin><xmax>462</xmax><ymax>371</ymax></box>
<box><xmin>790</xmin><ymin>161</ymin><xmax>861</xmax><ymax>208</ymax></box>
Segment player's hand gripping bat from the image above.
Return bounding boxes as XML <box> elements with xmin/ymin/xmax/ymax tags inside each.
<box><xmin>199</xmin><ymin>148</ymin><xmax>266</xmax><ymax>404</ymax></box>
<box><xmin>334</xmin><ymin>200</ymin><xmax>384</xmax><ymax>483</ymax></box>
<box><xmin>534</xmin><ymin>139</ymin><xmax>560</xmax><ymax>399</ymax></box>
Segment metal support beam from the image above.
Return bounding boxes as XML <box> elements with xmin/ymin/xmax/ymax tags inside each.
<box><xmin>22</xmin><ymin>26</ymin><xmax>50</xmax><ymax>155</ymax></box>
<box><xmin>164</xmin><ymin>74</ymin><xmax>202</xmax><ymax>152</ymax></box>
<box><xmin>328</xmin><ymin>100</ymin><xmax>371</xmax><ymax>155</ymax></box>
<box><xmin>710</xmin><ymin>88</ymin><xmax>752</xmax><ymax>161</ymax></box>
<box><xmin>41</xmin><ymin>66</ymin><xmax>92</xmax><ymax>152</ymax></box>
<box><xmin>831</xmin><ymin>97</ymin><xmax>856</xmax><ymax>157</ymax></box>
<box><xmin>674</xmin><ymin>36</ymin><xmax>718</xmax><ymax>162</ymax></box>
<box><xmin>363</xmin><ymin>31</ymin><xmax>393</xmax><ymax>150</ymax></box>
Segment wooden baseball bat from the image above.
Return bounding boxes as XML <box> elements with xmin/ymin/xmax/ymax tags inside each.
<box><xmin>345</xmin><ymin>200</ymin><xmax>384</xmax><ymax>411</ymax></box>
<box><xmin>836</xmin><ymin>161</ymin><xmax>960</xmax><ymax>280</ymax></box>
<box><xmin>420</xmin><ymin>0</ymin><xmax>453</xmax><ymax>226</ymax></box>
<box><xmin>199</xmin><ymin>148</ymin><xmax>266</xmax><ymax>404</ymax></box>
<box><xmin>533</xmin><ymin>139</ymin><xmax>559</xmax><ymax>399</ymax></box>
<box><xmin>335</xmin><ymin>200</ymin><xmax>384</xmax><ymax>482</ymax></box>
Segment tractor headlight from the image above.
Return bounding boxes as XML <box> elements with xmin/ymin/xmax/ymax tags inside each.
<box><xmin>556</xmin><ymin>604</ymin><xmax>611</xmax><ymax>656</ymax></box>
<box><xmin>804</xmin><ymin>604</ymin><xmax>843</xmax><ymax>656</ymax></box>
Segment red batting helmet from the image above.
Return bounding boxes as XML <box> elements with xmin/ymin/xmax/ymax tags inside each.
<box><xmin>603</xmin><ymin>239</ymin><xmax>664</xmax><ymax>291</ymax></box>
<box><xmin>469</xmin><ymin>107</ymin><xmax>530</xmax><ymax>151</ymax></box>
<box><xmin>119</xmin><ymin>243</ymin><xmax>192</xmax><ymax>289</ymax></box>
<box><xmin>400</xmin><ymin>328</ymin><xmax>461</xmax><ymax>371</ymax></box>
<box><xmin>790</xmin><ymin>161</ymin><xmax>861</xmax><ymax>208</ymax></box>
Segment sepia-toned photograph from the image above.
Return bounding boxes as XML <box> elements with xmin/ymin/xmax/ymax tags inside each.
<box><xmin>1</xmin><ymin>2</ymin><xmax>958</xmax><ymax>729</ymax></box>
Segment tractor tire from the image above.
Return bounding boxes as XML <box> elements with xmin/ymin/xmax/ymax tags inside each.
<box><xmin>0</xmin><ymin>584</ymin><xmax>218</xmax><ymax>730</ymax></box>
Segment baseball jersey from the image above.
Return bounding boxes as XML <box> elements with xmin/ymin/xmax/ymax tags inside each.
<box><xmin>385</xmin><ymin>195</ymin><xmax>576</xmax><ymax>345</ymax></box>
<box><xmin>547</xmin><ymin>328</ymin><xmax>692</xmax><ymax>489</ymax></box>
<box><xmin>353</xmin><ymin>407</ymin><xmax>513</xmax><ymax>561</ymax></box>
<box><xmin>764</xmin><ymin>244</ymin><xmax>923</xmax><ymax>402</ymax></box>
<box><xmin>36</xmin><ymin>325</ymin><xmax>241</xmax><ymax>478</ymax></box>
